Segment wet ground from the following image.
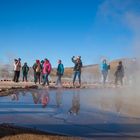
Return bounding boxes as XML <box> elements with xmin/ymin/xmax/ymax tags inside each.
<box><xmin>0</xmin><ymin>88</ymin><xmax>140</xmax><ymax>139</ymax></box>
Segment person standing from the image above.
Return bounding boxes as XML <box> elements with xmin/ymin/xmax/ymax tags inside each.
<box><xmin>56</xmin><ymin>59</ymin><xmax>64</xmax><ymax>86</ymax></box>
<box><xmin>13</xmin><ymin>58</ymin><xmax>21</xmax><ymax>82</ymax></box>
<box><xmin>72</xmin><ymin>56</ymin><xmax>83</xmax><ymax>87</ymax></box>
<box><xmin>13</xmin><ymin>59</ymin><xmax>18</xmax><ymax>82</ymax></box>
<box><xmin>32</xmin><ymin>60</ymin><xmax>42</xmax><ymax>84</ymax></box>
<box><xmin>41</xmin><ymin>60</ymin><xmax>44</xmax><ymax>82</ymax></box>
<box><xmin>101</xmin><ymin>59</ymin><xmax>110</xmax><ymax>84</ymax></box>
<box><xmin>42</xmin><ymin>59</ymin><xmax>52</xmax><ymax>86</ymax></box>
<box><xmin>115</xmin><ymin>61</ymin><xmax>124</xmax><ymax>86</ymax></box>
<box><xmin>22</xmin><ymin>62</ymin><xmax>29</xmax><ymax>82</ymax></box>
<box><xmin>16</xmin><ymin>58</ymin><xmax>21</xmax><ymax>82</ymax></box>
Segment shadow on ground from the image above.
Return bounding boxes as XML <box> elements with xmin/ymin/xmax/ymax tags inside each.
<box><xmin>1</xmin><ymin>123</ymin><xmax>140</xmax><ymax>140</ymax></box>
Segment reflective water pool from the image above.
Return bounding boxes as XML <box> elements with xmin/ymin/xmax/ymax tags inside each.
<box><xmin>0</xmin><ymin>88</ymin><xmax>140</xmax><ymax>138</ymax></box>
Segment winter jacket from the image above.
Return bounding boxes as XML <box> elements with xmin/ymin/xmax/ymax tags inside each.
<box><xmin>22</xmin><ymin>65</ymin><xmax>29</xmax><ymax>74</ymax></box>
<box><xmin>115</xmin><ymin>65</ymin><xmax>124</xmax><ymax>78</ymax></box>
<box><xmin>33</xmin><ymin>63</ymin><xmax>42</xmax><ymax>73</ymax></box>
<box><xmin>72</xmin><ymin>57</ymin><xmax>82</xmax><ymax>72</ymax></box>
<box><xmin>57</xmin><ymin>63</ymin><xmax>64</xmax><ymax>75</ymax></box>
<box><xmin>101</xmin><ymin>63</ymin><xmax>109</xmax><ymax>71</ymax></box>
<box><xmin>43</xmin><ymin>61</ymin><xmax>52</xmax><ymax>74</ymax></box>
<box><xmin>14</xmin><ymin>61</ymin><xmax>21</xmax><ymax>71</ymax></box>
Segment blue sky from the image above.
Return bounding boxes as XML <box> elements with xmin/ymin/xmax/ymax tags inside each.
<box><xmin>0</xmin><ymin>0</ymin><xmax>139</xmax><ymax>67</ymax></box>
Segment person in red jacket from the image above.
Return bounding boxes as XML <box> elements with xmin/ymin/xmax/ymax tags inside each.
<box><xmin>42</xmin><ymin>58</ymin><xmax>52</xmax><ymax>86</ymax></box>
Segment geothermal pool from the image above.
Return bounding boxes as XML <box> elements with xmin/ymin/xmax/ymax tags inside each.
<box><xmin>0</xmin><ymin>88</ymin><xmax>140</xmax><ymax>138</ymax></box>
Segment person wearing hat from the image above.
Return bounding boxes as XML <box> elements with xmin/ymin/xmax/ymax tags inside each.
<box><xmin>42</xmin><ymin>58</ymin><xmax>52</xmax><ymax>86</ymax></box>
<box><xmin>13</xmin><ymin>58</ymin><xmax>21</xmax><ymax>82</ymax></box>
<box><xmin>13</xmin><ymin>59</ymin><xmax>18</xmax><ymax>82</ymax></box>
<box><xmin>32</xmin><ymin>60</ymin><xmax>42</xmax><ymax>84</ymax></box>
<box><xmin>71</xmin><ymin>56</ymin><xmax>83</xmax><ymax>87</ymax></box>
<box><xmin>22</xmin><ymin>62</ymin><xmax>29</xmax><ymax>82</ymax></box>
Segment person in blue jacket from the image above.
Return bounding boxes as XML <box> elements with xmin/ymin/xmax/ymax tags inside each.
<box><xmin>101</xmin><ymin>59</ymin><xmax>110</xmax><ymax>84</ymax></box>
<box><xmin>56</xmin><ymin>60</ymin><xmax>64</xmax><ymax>86</ymax></box>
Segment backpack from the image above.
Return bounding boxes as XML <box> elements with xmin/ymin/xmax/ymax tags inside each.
<box><xmin>36</xmin><ymin>64</ymin><xmax>41</xmax><ymax>72</ymax></box>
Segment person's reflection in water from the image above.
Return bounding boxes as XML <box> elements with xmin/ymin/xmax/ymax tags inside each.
<box><xmin>31</xmin><ymin>90</ymin><xmax>50</xmax><ymax>108</ymax></box>
<box><xmin>22</xmin><ymin>91</ymin><xmax>26</xmax><ymax>96</ymax></box>
<box><xmin>114</xmin><ymin>89</ymin><xmax>123</xmax><ymax>114</ymax></box>
<box><xmin>11</xmin><ymin>93</ymin><xmax>19</xmax><ymax>101</ymax></box>
<box><xmin>68</xmin><ymin>89</ymin><xmax>80</xmax><ymax>115</ymax></box>
<box><xmin>56</xmin><ymin>88</ymin><xmax>63</xmax><ymax>107</ymax></box>
<box><xmin>32</xmin><ymin>92</ymin><xmax>41</xmax><ymax>104</ymax></box>
<box><xmin>41</xmin><ymin>90</ymin><xmax>50</xmax><ymax>108</ymax></box>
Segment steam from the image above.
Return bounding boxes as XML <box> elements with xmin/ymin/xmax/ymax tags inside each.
<box><xmin>97</xmin><ymin>0</ymin><xmax>140</xmax><ymax>85</ymax></box>
<box><xmin>98</xmin><ymin>0</ymin><xmax>140</xmax><ymax>55</ymax></box>
<box><xmin>124</xmin><ymin>8</ymin><xmax>140</xmax><ymax>88</ymax></box>
<box><xmin>0</xmin><ymin>52</ymin><xmax>17</xmax><ymax>79</ymax></box>
<box><xmin>5</xmin><ymin>52</ymin><xmax>17</xmax><ymax>66</ymax></box>
<box><xmin>82</xmin><ymin>0</ymin><xmax>140</xmax><ymax>117</ymax></box>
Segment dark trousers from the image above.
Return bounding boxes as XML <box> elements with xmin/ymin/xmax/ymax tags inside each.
<box><xmin>43</xmin><ymin>73</ymin><xmax>49</xmax><ymax>85</ymax></box>
<box><xmin>115</xmin><ymin>76</ymin><xmax>123</xmax><ymax>85</ymax></box>
<box><xmin>23</xmin><ymin>73</ymin><xmax>28</xmax><ymax>82</ymax></box>
<box><xmin>13</xmin><ymin>71</ymin><xmax>20</xmax><ymax>82</ymax></box>
<box><xmin>34</xmin><ymin>72</ymin><xmax>41</xmax><ymax>84</ymax></box>
<box><xmin>41</xmin><ymin>73</ymin><xmax>44</xmax><ymax>83</ymax></box>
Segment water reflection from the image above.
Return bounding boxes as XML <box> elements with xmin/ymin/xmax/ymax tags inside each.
<box><xmin>11</xmin><ymin>93</ymin><xmax>19</xmax><ymax>101</ymax></box>
<box><xmin>32</xmin><ymin>92</ymin><xmax>41</xmax><ymax>104</ymax></box>
<box><xmin>55</xmin><ymin>88</ymin><xmax>63</xmax><ymax>107</ymax></box>
<box><xmin>114</xmin><ymin>89</ymin><xmax>123</xmax><ymax>114</ymax></box>
<box><xmin>4</xmin><ymin>88</ymin><xmax>140</xmax><ymax>117</ymax></box>
<box><xmin>31</xmin><ymin>90</ymin><xmax>50</xmax><ymax>108</ymax></box>
<box><xmin>68</xmin><ymin>89</ymin><xmax>80</xmax><ymax>115</ymax></box>
<box><xmin>1</xmin><ymin>89</ymin><xmax>140</xmax><ymax>138</ymax></box>
<box><xmin>21</xmin><ymin>91</ymin><xmax>26</xmax><ymax>96</ymax></box>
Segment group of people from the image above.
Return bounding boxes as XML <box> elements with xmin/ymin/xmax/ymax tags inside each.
<box><xmin>13</xmin><ymin>56</ymin><xmax>125</xmax><ymax>87</ymax></box>
<box><xmin>13</xmin><ymin>58</ymin><xmax>65</xmax><ymax>86</ymax></box>
<box><xmin>101</xmin><ymin>59</ymin><xmax>125</xmax><ymax>85</ymax></box>
<box><xmin>10</xmin><ymin>89</ymin><xmax>80</xmax><ymax>113</ymax></box>
<box><xmin>13</xmin><ymin>58</ymin><xmax>29</xmax><ymax>82</ymax></box>
<box><xmin>32</xmin><ymin>59</ymin><xmax>52</xmax><ymax>86</ymax></box>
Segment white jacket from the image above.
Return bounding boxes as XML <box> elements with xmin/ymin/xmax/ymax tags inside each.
<box><xmin>14</xmin><ymin>61</ymin><xmax>21</xmax><ymax>71</ymax></box>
